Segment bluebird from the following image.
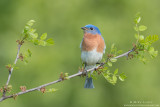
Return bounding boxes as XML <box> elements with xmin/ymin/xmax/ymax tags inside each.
<box><xmin>80</xmin><ymin>24</ymin><xmax>106</xmax><ymax>88</ymax></box>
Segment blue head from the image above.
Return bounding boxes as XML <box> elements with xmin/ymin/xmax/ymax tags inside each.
<box><xmin>81</xmin><ymin>24</ymin><xmax>101</xmax><ymax>35</ymax></box>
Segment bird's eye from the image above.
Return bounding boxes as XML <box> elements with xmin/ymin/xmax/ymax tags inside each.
<box><xmin>90</xmin><ymin>27</ymin><xmax>93</xmax><ymax>30</ymax></box>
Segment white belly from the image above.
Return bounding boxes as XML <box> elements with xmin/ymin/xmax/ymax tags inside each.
<box><xmin>81</xmin><ymin>49</ymin><xmax>103</xmax><ymax>66</ymax></box>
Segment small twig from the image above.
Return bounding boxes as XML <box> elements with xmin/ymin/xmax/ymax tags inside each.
<box><xmin>2</xmin><ymin>44</ymin><xmax>21</xmax><ymax>97</ymax></box>
<box><xmin>6</xmin><ymin>44</ymin><xmax>21</xmax><ymax>86</ymax></box>
<box><xmin>114</xmin><ymin>49</ymin><xmax>134</xmax><ymax>59</ymax></box>
<box><xmin>0</xmin><ymin>48</ymin><xmax>134</xmax><ymax>102</ymax></box>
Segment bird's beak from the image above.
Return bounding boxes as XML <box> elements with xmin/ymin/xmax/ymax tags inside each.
<box><xmin>81</xmin><ymin>27</ymin><xmax>87</xmax><ymax>30</ymax></box>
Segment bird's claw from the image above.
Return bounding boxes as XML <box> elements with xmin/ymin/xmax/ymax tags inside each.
<box><xmin>78</xmin><ymin>66</ymin><xmax>86</xmax><ymax>77</ymax></box>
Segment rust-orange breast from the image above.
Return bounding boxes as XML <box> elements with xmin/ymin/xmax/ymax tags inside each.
<box><xmin>82</xmin><ymin>33</ymin><xmax>105</xmax><ymax>53</ymax></box>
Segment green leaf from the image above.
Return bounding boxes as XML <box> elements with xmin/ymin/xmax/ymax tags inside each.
<box><xmin>151</xmin><ymin>35</ymin><xmax>159</xmax><ymax>42</ymax></box>
<box><xmin>14</xmin><ymin>66</ymin><xmax>19</xmax><ymax>70</ymax></box>
<box><xmin>145</xmin><ymin>35</ymin><xmax>159</xmax><ymax>45</ymax></box>
<box><xmin>148</xmin><ymin>47</ymin><xmax>154</xmax><ymax>53</ymax></box>
<box><xmin>119</xmin><ymin>76</ymin><xmax>124</xmax><ymax>81</ymax></box>
<box><xmin>24</xmin><ymin>59</ymin><xmax>28</xmax><ymax>64</ymax></box>
<box><xmin>46</xmin><ymin>88</ymin><xmax>58</xmax><ymax>93</ymax></box>
<box><xmin>107</xmin><ymin>70</ymin><xmax>110</xmax><ymax>74</ymax></box>
<box><xmin>139</xmin><ymin>25</ymin><xmax>147</xmax><ymax>31</ymax></box>
<box><xmin>139</xmin><ymin>35</ymin><xmax>144</xmax><ymax>40</ymax></box>
<box><xmin>152</xmin><ymin>51</ymin><xmax>158</xmax><ymax>58</ymax></box>
<box><xmin>29</xmin><ymin>28</ymin><xmax>36</xmax><ymax>33</ymax></box>
<box><xmin>64</xmin><ymin>73</ymin><xmax>69</xmax><ymax>77</ymax></box>
<box><xmin>117</xmin><ymin>50</ymin><xmax>123</xmax><ymax>54</ymax></box>
<box><xmin>27</xmin><ymin>20</ymin><xmax>35</xmax><ymax>27</ymax></box>
<box><xmin>33</xmin><ymin>39</ymin><xmax>39</xmax><ymax>45</ymax></box>
<box><xmin>134</xmin><ymin>16</ymin><xmax>141</xmax><ymax>24</ymax></box>
<box><xmin>110</xmin><ymin>43</ymin><xmax>116</xmax><ymax>53</ymax></box>
<box><xmin>107</xmin><ymin>61</ymin><xmax>112</xmax><ymax>67</ymax></box>
<box><xmin>103</xmin><ymin>73</ymin><xmax>110</xmax><ymax>79</ymax></box>
<box><xmin>46</xmin><ymin>38</ymin><xmax>54</xmax><ymax>45</ymax></box>
<box><xmin>39</xmin><ymin>40</ymin><xmax>47</xmax><ymax>46</ymax></box>
<box><xmin>24</xmin><ymin>26</ymin><xmax>30</xmax><ymax>33</ymax></box>
<box><xmin>135</xmin><ymin>34</ymin><xmax>139</xmax><ymax>39</ymax></box>
<box><xmin>110</xmin><ymin>58</ymin><xmax>117</xmax><ymax>62</ymax></box>
<box><xmin>103</xmin><ymin>66</ymin><xmax>108</xmax><ymax>71</ymax></box>
<box><xmin>102</xmin><ymin>71</ymin><xmax>110</xmax><ymax>77</ymax></box>
<box><xmin>30</xmin><ymin>33</ymin><xmax>38</xmax><ymax>39</ymax></box>
<box><xmin>40</xmin><ymin>33</ymin><xmax>47</xmax><ymax>40</ymax></box>
<box><xmin>6</xmin><ymin>64</ymin><xmax>12</xmax><ymax>68</ymax></box>
<box><xmin>34</xmin><ymin>33</ymin><xmax>38</xmax><ymax>39</ymax></box>
<box><xmin>134</xmin><ymin>27</ymin><xmax>138</xmax><ymax>31</ymax></box>
<box><xmin>88</xmin><ymin>73</ymin><xmax>91</xmax><ymax>78</ymax></box>
<box><xmin>139</xmin><ymin>57</ymin><xmax>147</xmax><ymax>64</ymax></box>
<box><xmin>103</xmin><ymin>73</ymin><xmax>117</xmax><ymax>85</ymax></box>
<box><xmin>114</xmin><ymin>69</ymin><xmax>118</xmax><ymax>75</ymax></box>
<box><xmin>148</xmin><ymin>47</ymin><xmax>158</xmax><ymax>58</ymax></box>
<box><xmin>91</xmin><ymin>74</ymin><xmax>97</xmax><ymax>80</ymax></box>
<box><xmin>92</xmin><ymin>70</ymin><xmax>97</xmax><ymax>75</ymax></box>
<box><xmin>112</xmin><ymin>75</ymin><xmax>117</xmax><ymax>83</ymax></box>
<box><xmin>28</xmin><ymin>49</ymin><xmax>32</xmax><ymax>57</ymax></box>
<box><xmin>111</xmin><ymin>44</ymin><xmax>115</xmax><ymax>49</ymax></box>
<box><xmin>119</xmin><ymin>73</ymin><xmax>127</xmax><ymax>81</ymax></box>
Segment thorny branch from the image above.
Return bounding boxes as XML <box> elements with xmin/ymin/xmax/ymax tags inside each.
<box><xmin>0</xmin><ymin>48</ymin><xmax>134</xmax><ymax>102</ymax></box>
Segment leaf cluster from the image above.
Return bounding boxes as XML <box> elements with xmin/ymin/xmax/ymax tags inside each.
<box><xmin>0</xmin><ymin>85</ymin><xmax>12</xmax><ymax>93</ymax></box>
<box><xmin>133</xmin><ymin>14</ymin><xmax>158</xmax><ymax>63</ymax></box>
<box><xmin>21</xmin><ymin>20</ymin><xmax>54</xmax><ymax>46</ymax></box>
<box><xmin>97</xmin><ymin>67</ymin><xmax>127</xmax><ymax>85</ymax></box>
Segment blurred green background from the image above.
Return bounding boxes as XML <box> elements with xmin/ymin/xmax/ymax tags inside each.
<box><xmin>0</xmin><ymin>0</ymin><xmax>160</xmax><ymax>107</ymax></box>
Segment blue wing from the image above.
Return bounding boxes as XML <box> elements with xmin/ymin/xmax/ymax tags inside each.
<box><xmin>101</xmin><ymin>35</ymin><xmax>106</xmax><ymax>53</ymax></box>
<box><xmin>80</xmin><ymin>38</ymin><xmax>83</xmax><ymax>51</ymax></box>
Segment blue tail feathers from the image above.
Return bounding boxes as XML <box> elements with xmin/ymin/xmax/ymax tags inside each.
<box><xmin>84</xmin><ymin>77</ymin><xmax>95</xmax><ymax>88</ymax></box>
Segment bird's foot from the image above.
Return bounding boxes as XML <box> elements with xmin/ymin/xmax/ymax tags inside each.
<box><xmin>78</xmin><ymin>66</ymin><xmax>86</xmax><ymax>77</ymax></box>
